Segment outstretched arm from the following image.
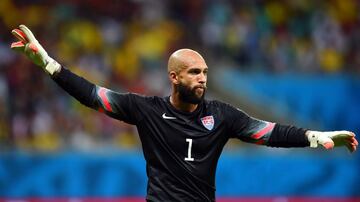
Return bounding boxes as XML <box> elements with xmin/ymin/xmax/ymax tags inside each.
<box><xmin>228</xmin><ymin>106</ymin><xmax>358</xmax><ymax>153</ymax></box>
<box><xmin>10</xmin><ymin>24</ymin><xmax>101</xmax><ymax>109</ymax></box>
<box><xmin>10</xmin><ymin>24</ymin><xmax>142</xmax><ymax>124</ymax></box>
<box><xmin>267</xmin><ymin>123</ymin><xmax>358</xmax><ymax>152</ymax></box>
<box><xmin>51</xmin><ymin>67</ymin><xmax>140</xmax><ymax>124</ymax></box>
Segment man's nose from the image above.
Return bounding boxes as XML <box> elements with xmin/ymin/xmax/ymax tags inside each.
<box><xmin>198</xmin><ymin>73</ymin><xmax>206</xmax><ymax>84</ymax></box>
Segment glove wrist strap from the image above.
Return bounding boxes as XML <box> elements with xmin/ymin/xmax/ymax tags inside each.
<box><xmin>45</xmin><ymin>57</ymin><xmax>61</xmax><ymax>75</ymax></box>
<box><xmin>307</xmin><ymin>131</ymin><xmax>319</xmax><ymax>148</ymax></box>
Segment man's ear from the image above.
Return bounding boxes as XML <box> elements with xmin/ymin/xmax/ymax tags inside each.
<box><xmin>169</xmin><ymin>71</ymin><xmax>179</xmax><ymax>85</ymax></box>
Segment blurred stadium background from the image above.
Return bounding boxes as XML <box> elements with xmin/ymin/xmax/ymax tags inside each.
<box><xmin>0</xmin><ymin>0</ymin><xmax>359</xmax><ymax>201</ymax></box>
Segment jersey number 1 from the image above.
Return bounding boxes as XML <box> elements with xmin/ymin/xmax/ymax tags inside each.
<box><xmin>185</xmin><ymin>138</ymin><xmax>194</xmax><ymax>161</ymax></box>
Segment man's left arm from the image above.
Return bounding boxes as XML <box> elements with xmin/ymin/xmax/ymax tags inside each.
<box><xmin>252</xmin><ymin>121</ymin><xmax>358</xmax><ymax>152</ymax></box>
<box><xmin>227</xmin><ymin>106</ymin><xmax>358</xmax><ymax>152</ymax></box>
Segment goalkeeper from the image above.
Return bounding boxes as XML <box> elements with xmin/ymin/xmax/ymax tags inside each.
<box><xmin>10</xmin><ymin>25</ymin><xmax>358</xmax><ymax>202</ymax></box>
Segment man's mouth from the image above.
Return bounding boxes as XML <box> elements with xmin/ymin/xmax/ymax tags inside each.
<box><xmin>194</xmin><ymin>86</ymin><xmax>206</xmax><ymax>94</ymax></box>
<box><xmin>194</xmin><ymin>85</ymin><xmax>206</xmax><ymax>90</ymax></box>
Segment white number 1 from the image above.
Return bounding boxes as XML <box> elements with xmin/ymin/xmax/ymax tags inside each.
<box><xmin>185</xmin><ymin>138</ymin><xmax>194</xmax><ymax>161</ymax></box>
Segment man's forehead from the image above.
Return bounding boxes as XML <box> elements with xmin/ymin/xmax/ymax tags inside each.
<box><xmin>184</xmin><ymin>64</ymin><xmax>208</xmax><ymax>71</ymax></box>
<box><xmin>177</xmin><ymin>52</ymin><xmax>206</xmax><ymax>67</ymax></box>
<box><xmin>168</xmin><ymin>48</ymin><xmax>207</xmax><ymax>72</ymax></box>
<box><xmin>180</xmin><ymin>60</ymin><xmax>208</xmax><ymax>74</ymax></box>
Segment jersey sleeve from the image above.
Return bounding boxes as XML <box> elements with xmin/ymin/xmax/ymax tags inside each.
<box><xmin>93</xmin><ymin>87</ymin><xmax>145</xmax><ymax>124</ymax></box>
<box><xmin>52</xmin><ymin>66</ymin><xmax>145</xmax><ymax>125</ymax></box>
<box><xmin>226</xmin><ymin>104</ymin><xmax>275</xmax><ymax>145</ymax></box>
<box><xmin>225</xmin><ymin>104</ymin><xmax>309</xmax><ymax>147</ymax></box>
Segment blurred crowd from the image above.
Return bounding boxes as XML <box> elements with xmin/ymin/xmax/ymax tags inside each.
<box><xmin>0</xmin><ymin>0</ymin><xmax>360</xmax><ymax>152</ymax></box>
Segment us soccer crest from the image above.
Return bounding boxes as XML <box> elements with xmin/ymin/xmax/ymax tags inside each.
<box><xmin>201</xmin><ymin>115</ymin><xmax>214</xmax><ymax>130</ymax></box>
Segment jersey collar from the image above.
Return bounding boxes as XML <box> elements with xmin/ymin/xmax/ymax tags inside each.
<box><xmin>165</xmin><ymin>96</ymin><xmax>204</xmax><ymax>116</ymax></box>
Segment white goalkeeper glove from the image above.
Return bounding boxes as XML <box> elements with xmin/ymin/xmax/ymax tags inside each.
<box><xmin>11</xmin><ymin>24</ymin><xmax>61</xmax><ymax>75</ymax></box>
<box><xmin>306</xmin><ymin>130</ymin><xmax>358</xmax><ymax>152</ymax></box>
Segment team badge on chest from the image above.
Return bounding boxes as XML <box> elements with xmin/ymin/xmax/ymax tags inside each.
<box><xmin>200</xmin><ymin>115</ymin><xmax>214</xmax><ymax>130</ymax></box>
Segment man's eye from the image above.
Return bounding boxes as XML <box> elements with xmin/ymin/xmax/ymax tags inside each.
<box><xmin>189</xmin><ymin>70</ymin><xmax>200</xmax><ymax>74</ymax></box>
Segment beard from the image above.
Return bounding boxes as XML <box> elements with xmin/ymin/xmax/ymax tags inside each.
<box><xmin>176</xmin><ymin>82</ymin><xmax>206</xmax><ymax>104</ymax></box>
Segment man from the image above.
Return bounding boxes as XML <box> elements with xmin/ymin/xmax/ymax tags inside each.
<box><xmin>11</xmin><ymin>25</ymin><xmax>358</xmax><ymax>202</ymax></box>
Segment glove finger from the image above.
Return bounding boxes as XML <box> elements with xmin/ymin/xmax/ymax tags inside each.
<box><xmin>342</xmin><ymin>137</ymin><xmax>357</xmax><ymax>152</ymax></box>
<box><xmin>345</xmin><ymin>136</ymin><xmax>357</xmax><ymax>143</ymax></box>
<box><xmin>350</xmin><ymin>137</ymin><xmax>358</xmax><ymax>152</ymax></box>
<box><xmin>24</xmin><ymin>43</ymin><xmax>39</xmax><ymax>54</ymax></box>
<box><xmin>318</xmin><ymin>136</ymin><xmax>334</xmax><ymax>149</ymax></box>
<box><xmin>352</xmin><ymin>143</ymin><xmax>357</xmax><ymax>152</ymax></box>
<box><xmin>11</xmin><ymin>41</ymin><xmax>25</xmax><ymax>51</ymax></box>
<box><xmin>11</xmin><ymin>29</ymin><xmax>28</xmax><ymax>43</ymax></box>
<box><xmin>347</xmin><ymin>142</ymin><xmax>356</xmax><ymax>153</ymax></box>
<box><xmin>319</xmin><ymin>138</ymin><xmax>335</xmax><ymax>149</ymax></box>
<box><xmin>323</xmin><ymin>142</ymin><xmax>334</xmax><ymax>149</ymax></box>
<box><xmin>329</xmin><ymin>131</ymin><xmax>353</xmax><ymax>139</ymax></box>
<box><xmin>352</xmin><ymin>137</ymin><xmax>358</xmax><ymax>146</ymax></box>
<box><xmin>19</xmin><ymin>24</ymin><xmax>37</xmax><ymax>43</ymax></box>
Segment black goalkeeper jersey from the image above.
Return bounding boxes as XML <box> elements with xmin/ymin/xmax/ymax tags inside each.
<box><xmin>53</xmin><ymin>67</ymin><xmax>309</xmax><ymax>202</ymax></box>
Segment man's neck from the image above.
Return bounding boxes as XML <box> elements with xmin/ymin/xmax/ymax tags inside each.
<box><xmin>170</xmin><ymin>95</ymin><xmax>198</xmax><ymax>113</ymax></box>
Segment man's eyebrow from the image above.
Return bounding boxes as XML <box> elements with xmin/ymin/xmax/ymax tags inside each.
<box><xmin>188</xmin><ymin>67</ymin><xmax>208</xmax><ymax>71</ymax></box>
<box><xmin>187</xmin><ymin>67</ymin><xmax>201</xmax><ymax>71</ymax></box>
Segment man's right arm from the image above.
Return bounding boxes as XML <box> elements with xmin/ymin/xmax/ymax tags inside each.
<box><xmin>52</xmin><ymin>67</ymin><xmax>140</xmax><ymax>124</ymax></box>
<box><xmin>11</xmin><ymin>24</ymin><xmax>100</xmax><ymax>112</ymax></box>
<box><xmin>52</xmin><ymin>66</ymin><xmax>97</xmax><ymax>109</ymax></box>
<box><xmin>10</xmin><ymin>24</ymin><xmax>141</xmax><ymax>124</ymax></box>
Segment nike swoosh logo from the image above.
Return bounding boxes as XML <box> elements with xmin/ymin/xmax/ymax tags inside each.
<box><xmin>162</xmin><ymin>113</ymin><xmax>176</xmax><ymax>119</ymax></box>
